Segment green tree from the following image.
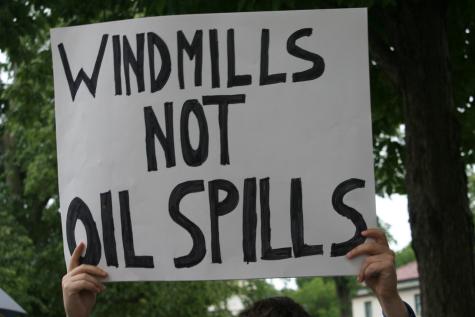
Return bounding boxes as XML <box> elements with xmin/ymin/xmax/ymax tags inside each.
<box><xmin>395</xmin><ymin>245</ymin><xmax>416</xmax><ymax>268</ymax></box>
<box><xmin>0</xmin><ymin>209</ymin><xmax>34</xmax><ymax>313</ymax></box>
<box><xmin>92</xmin><ymin>281</ymin><xmax>238</xmax><ymax>317</ymax></box>
<box><xmin>289</xmin><ymin>278</ymin><xmax>340</xmax><ymax>317</ymax></box>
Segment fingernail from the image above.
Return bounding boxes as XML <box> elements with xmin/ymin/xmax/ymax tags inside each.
<box><xmin>346</xmin><ymin>252</ymin><xmax>352</xmax><ymax>259</ymax></box>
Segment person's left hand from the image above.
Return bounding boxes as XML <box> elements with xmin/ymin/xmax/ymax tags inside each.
<box><xmin>62</xmin><ymin>242</ymin><xmax>107</xmax><ymax>317</ymax></box>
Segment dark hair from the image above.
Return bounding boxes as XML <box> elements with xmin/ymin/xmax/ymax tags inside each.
<box><xmin>238</xmin><ymin>297</ymin><xmax>311</xmax><ymax>317</ymax></box>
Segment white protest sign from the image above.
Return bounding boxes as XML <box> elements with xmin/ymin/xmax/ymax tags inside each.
<box><xmin>51</xmin><ymin>8</ymin><xmax>376</xmax><ymax>281</ymax></box>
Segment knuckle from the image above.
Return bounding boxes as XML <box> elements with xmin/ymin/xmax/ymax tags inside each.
<box><xmin>63</xmin><ymin>281</ymin><xmax>71</xmax><ymax>291</ymax></box>
<box><xmin>62</xmin><ymin>276</ymin><xmax>70</xmax><ymax>286</ymax></box>
<box><xmin>367</xmin><ymin>241</ymin><xmax>378</xmax><ymax>248</ymax></box>
<box><xmin>362</xmin><ymin>256</ymin><xmax>372</xmax><ymax>267</ymax></box>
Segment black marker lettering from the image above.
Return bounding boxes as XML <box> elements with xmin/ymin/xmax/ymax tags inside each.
<box><xmin>169</xmin><ymin>180</ymin><xmax>207</xmax><ymax>268</ymax></box>
<box><xmin>260</xmin><ymin>29</ymin><xmax>286</xmax><ymax>85</ymax></box>
<box><xmin>58</xmin><ymin>34</ymin><xmax>108</xmax><ymax>101</ymax></box>
<box><xmin>330</xmin><ymin>178</ymin><xmax>368</xmax><ymax>257</ymax></box>
<box><xmin>209</xmin><ymin>29</ymin><xmax>220</xmax><ymax>88</ymax></box>
<box><xmin>260</xmin><ymin>178</ymin><xmax>292</xmax><ymax>260</ymax></box>
<box><xmin>112</xmin><ymin>35</ymin><xmax>122</xmax><ymax>95</ymax></box>
<box><xmin>147</xmin><ymin>32</ymin><xmax>171</xmax><ymax>93</ymax></box>
<box><xmin>66</xmin><ymin>197</ymin><xmax>101</xmax><ymax>265</ymax></box>
<box><xmin>227</xmin><ymin>29</ymin><xmax>252</xmax><ymax>87</ymax></box>
<box><xmin>100</xmin><ymin>191</ymin><xmax>118</xmax><ymax>267</ymax></box>
<box><xmin>177</xmin><ymin>30</ymin><xmax>203</xmax><ymax>89</ymax></box>
<box><xmin>202</xmin><ymin>94</ymin><xmax>246</xmax><ymax>165</ymax></box>
<box><xmin>119</xmin><ymin>190</ymin><xmax>154</xmax><ymax>268</ymax></box>
<box><xmin>242</xmin><ymin>178</ymin><xmax>257</xmax><ymax>263</ymax></box>
<box><xmin>287</xmin><ymin>28</ymin><xmax>325</xmax><ymax>82</ymax></box>
<box><xmin>123</xmin><ymin>33</ymin><xmax>145</xmax><ymax>95</ymax></box>
<box><xmin>144</xmin><ymin>104</ymin><xmax>175</xmax><ymax>171</ymax></box>
<box><xmin>180</xmin><ymin>99</ymin><xmax>209</xmax><ymax>166</ymax></box>
<box><xmin>290</xmin><ymin>178</ymin><xmax>323</xmax><ymax>257</ymax></box>
<box><xmin>208</xmin><ymin>179</ymin><xmax>239</xmax><ymax>263</ymax></box>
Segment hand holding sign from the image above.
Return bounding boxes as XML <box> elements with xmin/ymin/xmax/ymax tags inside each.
<box><xmin>347</xmin><ymin>229</ymin><xmax>408</xmax><ymax>317</ymax></box>
<box><xmin>61</xmin><ymin>228</ymin><xmax>411</xmax><ymax>317</ymax></box>
<box><xmin>62</xmin><ymin>242</ymin><xmax>107</xmax><ymax>317</ymax></box>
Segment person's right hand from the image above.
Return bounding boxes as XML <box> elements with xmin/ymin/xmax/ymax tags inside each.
<box><xmin>62</xmin><ymin>242</ymin><xmax>107</xmax><ymax>317</ymax></box>
<box><xmin>347</xmin><ymin>229</ymin><xmax>408</xmax><ymax>317</ymax></box>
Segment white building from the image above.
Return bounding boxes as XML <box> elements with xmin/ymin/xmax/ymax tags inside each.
<box><xmin>351</xmin><ymin>261</ymin><xmax>421</xmax><ymax>317</ymax></box>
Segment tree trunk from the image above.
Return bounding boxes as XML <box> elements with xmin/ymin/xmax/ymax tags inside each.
<box><xmin>395</xmin><ymin>1</ymin><xmax>475</xmax><ymax>316</ymax></box>
<box><xmin>333</xmin><ymin>277</ymin><xmax>352</xmax><ymax>317</ymax></box>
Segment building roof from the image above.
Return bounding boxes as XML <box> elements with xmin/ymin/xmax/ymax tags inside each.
<box><xmin>396</xmin><ymin>261</ymin><xmax>418</xmax><ymax>282</ymax></box>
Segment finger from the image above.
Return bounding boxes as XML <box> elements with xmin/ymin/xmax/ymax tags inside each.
<box><xmin>357</xmin><ymin>254</ymin><xmax>391</xmax><ymax>282</ymax></box>
<box><xmin>66</xmin><ymin>280</ymin><xmax>102</xmax><ymax>295</ymax></box>
<box><xmin>361</xmin><ymin>228</ymin><xmax>388</xmax><ymax>245</ymax></box>
<box><xmin>361</xmin><ymin>261</ymin><xmax>388</xmax><ymax>282</ymax></box>
<box><xmin>68</xmin><ymin>242</ymin><xmax>85</xmax><ymax>272</ymax></box>
<box><xmin>69</xmin><ymin>264</ymin><xmax>108</xmax><ymax>278</ymax></box>
<box><xmin>346</xmin><ymin>241</ymin><xmax>389</xmax><ymax>259</ymax></box>
<box><xmin>70</xmin><ymin>273</ymin><xmax>105</xmax><ymax>291</ymax></box>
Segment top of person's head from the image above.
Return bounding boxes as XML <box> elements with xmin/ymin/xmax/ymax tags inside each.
<box><xmin>238</xmin><ymin>297</ymin><xmax>311</xmax><ymax>317</ymax></box>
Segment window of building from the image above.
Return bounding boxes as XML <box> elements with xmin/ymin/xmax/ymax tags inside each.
<box><xmin>364</xmin><ymin>301</ymin><xmax>372</xmax><ymax>317</ymax></box>
<box><xmin>415</xmin><ymin>293</ymin><xmax>421</xmax><ymax>315</ymax></box>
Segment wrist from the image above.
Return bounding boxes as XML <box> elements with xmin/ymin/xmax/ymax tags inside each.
<box><xmin>377</xmin><ymin>294</ymin><xmax>408</xmax><ymax>317</ymax></box>
<box><xmin>376</xmin><ymin>287</ymin><xmax>399</xmax><ymax>302</ymax></box>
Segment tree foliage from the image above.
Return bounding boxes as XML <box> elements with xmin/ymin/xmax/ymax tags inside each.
<box><xmin>0</xmin><ymin>209</ymin><xmax>34</xmax><ymax>312</ymax></box>
<box><xmin>395</xmin><ymin>244</ymin><xmax>416</xmax><ymax>268</ymax></box>
<box><xmin>469</xmin><ymin>171</ymin><xmax>475</xmax><ymax>212</ymax></box>
<box><xmin>288</xmin><ymin>278</ymin><xmax>340</xmax><ymax>317</ymax></box>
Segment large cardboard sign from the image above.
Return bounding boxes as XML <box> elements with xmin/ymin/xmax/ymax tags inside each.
<box><xmin>51</xmin><ymin>8</ymin><xmax>376</xmax><ymax>281</ymax></box>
